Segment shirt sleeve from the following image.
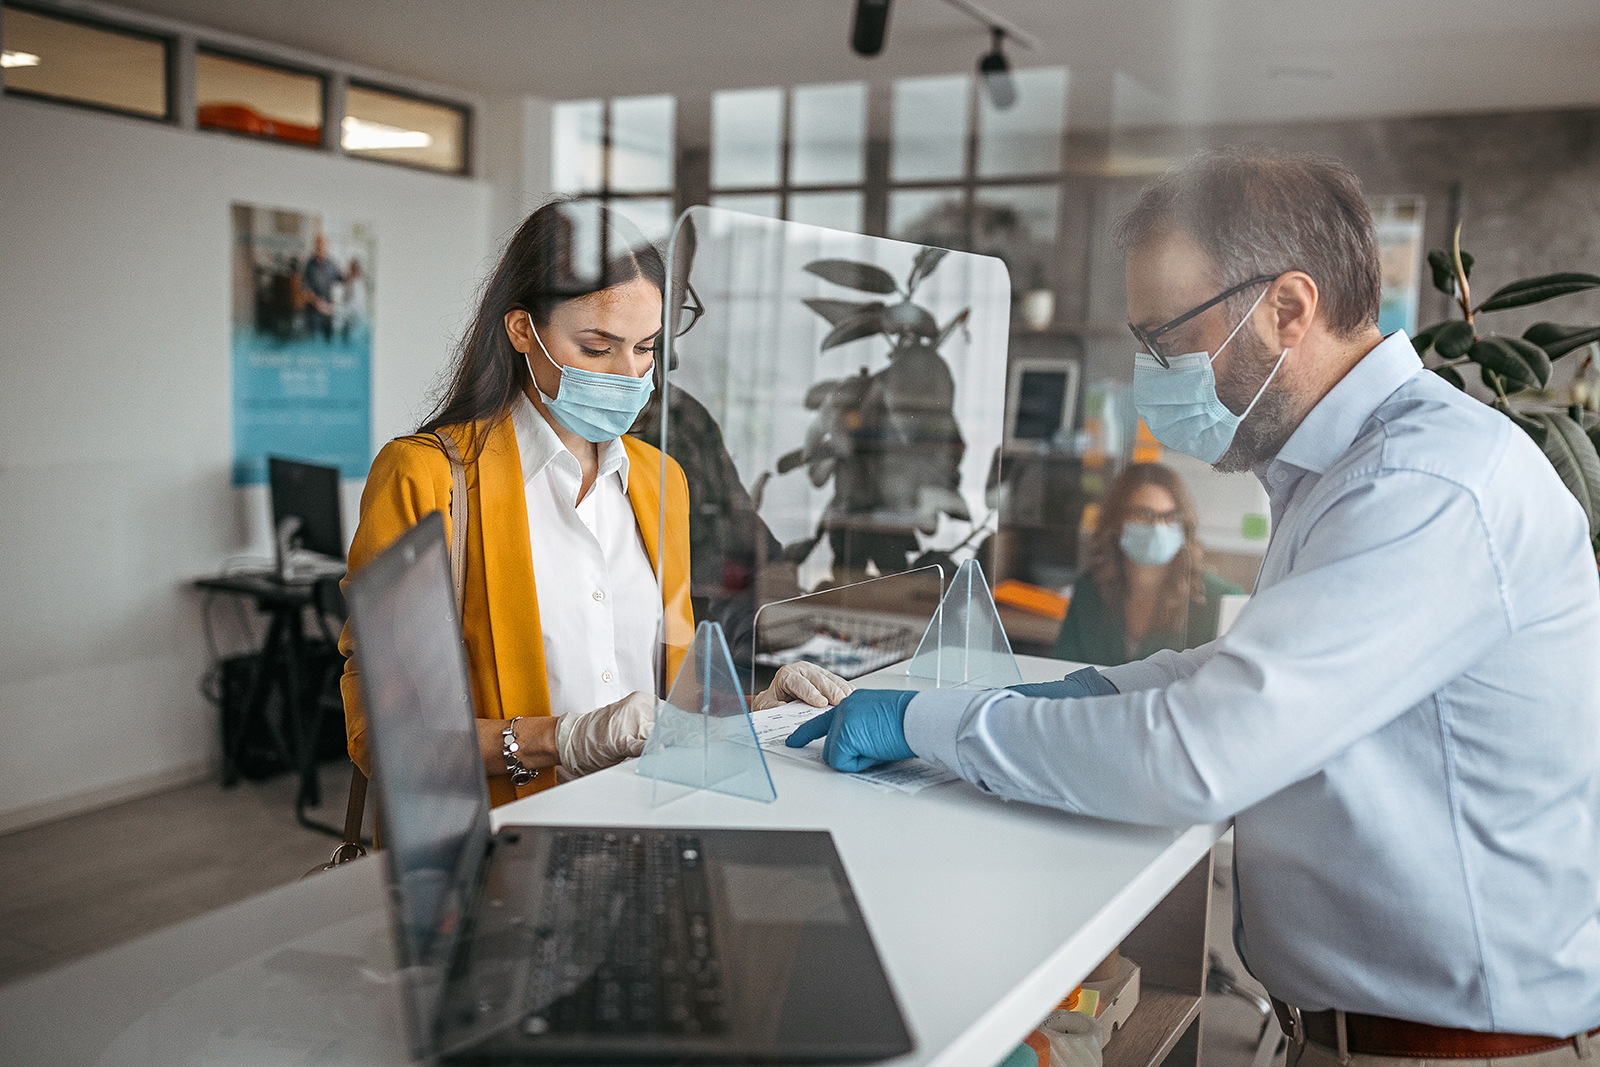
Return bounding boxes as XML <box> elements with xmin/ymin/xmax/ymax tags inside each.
<box><xmin>903</xmin><ymin>469</ymin><xmax>1512</xmax><ymax>825</ymax></box>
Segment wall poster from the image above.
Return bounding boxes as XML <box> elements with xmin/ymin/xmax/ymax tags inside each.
<box><xmin>230</xmin><ymin>203</ymin><xmax>374</xmax><ymax>485</ymax></box>
<box><xmin>1372</xmin><ymin>195</ymin><xmax>1425</xmax><ymax>338</ymax></box>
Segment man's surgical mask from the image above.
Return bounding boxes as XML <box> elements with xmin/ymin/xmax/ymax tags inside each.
<box><xmin>1120</xmin><ymin>521</ymin><xmax>1186</xmax><ymax>567</ymax></box>
<box><xmin>526</xmin><ymin>312</ymin><xmax>655</xmax><ymax>443</ymax></box>
<box><xmin>1129</xmin><ymin>289</ymin><xmax>1286</xmax><ymax>465</ymax></box>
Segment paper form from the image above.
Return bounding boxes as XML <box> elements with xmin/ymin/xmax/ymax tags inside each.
<box><xmin>748</xmin><ymin>703</ymin><xmax>961</xmax><ymax>796</ymax></box>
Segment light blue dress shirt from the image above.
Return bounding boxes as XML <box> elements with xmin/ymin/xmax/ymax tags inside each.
<box><xmin>904</xmin><ymin>331</ymin><xmax>1600</xmax><ymax>1034</ymax></box>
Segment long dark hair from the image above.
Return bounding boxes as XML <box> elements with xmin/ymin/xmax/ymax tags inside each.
<box><xmin>1084</xmin><ymin>462</ymin><xmax>1205</xmax><ymax>634</ymax></box>
<box><xmin>419</xmin><ymin>198</ymin><xmax>666</xmax><ymax>455</ymax></box>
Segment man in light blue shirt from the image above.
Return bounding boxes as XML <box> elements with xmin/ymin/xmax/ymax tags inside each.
<box><xmin>789</xmin><ymin>151</ymin><xmax>1600</xmax><ymax>1059</ymax></box>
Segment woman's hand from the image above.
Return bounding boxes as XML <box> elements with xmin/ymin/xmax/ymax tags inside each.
<box><xmin>557</xmin><ymin>691</ymin><xmax>658</xmax><ymax>776</ymax></box>
<box><xmin>752</xmin><ymin>662</ymin><xmax>854</xmax><ymax>712</ymax></box>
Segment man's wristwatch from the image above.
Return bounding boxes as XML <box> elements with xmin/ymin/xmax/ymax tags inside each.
<box><xmin>501</xmin><ymin>717</ymin><xmax>539</xmax><ymax>786</ymax></box>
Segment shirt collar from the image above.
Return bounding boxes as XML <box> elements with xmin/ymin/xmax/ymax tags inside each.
<box><xmin>509</xmin><ymin>392</ymin><xmax>631</xmax><ymax>491</ymax></box>
<box><xmin>1269</xmin><ymin>330</ymin><xmax>1423</xmax><ymax>477</ymax></box>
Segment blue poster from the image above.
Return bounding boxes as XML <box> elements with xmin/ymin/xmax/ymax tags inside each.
<box><xmin>230</xmin><ymin>203</ymin><xmax>374</xmax><ymax>485</ymax></box>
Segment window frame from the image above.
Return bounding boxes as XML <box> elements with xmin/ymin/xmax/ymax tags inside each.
<box><xmin>1</xmin><ymin>1</ymin><xmax>176</xmax><ymax>124</ymax></box>
<box><xmin>708</xmin><ymin>84</ymin><xmax>868</xmax><ymax>228</ymax></box>
<box><xmin>193</xmin><ymin>44</ymin><xmax>328</xmax><ymax>151</ymax></box>
<box><xmin>343</xmin><ymin>77</ymin><xmax>473</xmax><ymax>177</ymax></box>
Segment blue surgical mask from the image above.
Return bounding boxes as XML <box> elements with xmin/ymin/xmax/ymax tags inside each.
<box><xmin>1120</xmin><ymin>521</ymin><xmax>1186</xmax><ymax>567</ymax></box>
<box><xmin>1129</xmin><ymin>289</ymin><xmax>1286</xmax><ymax>464</ymax></box>
<box><xmin>526</xmin><ymin>312</ymin><xmax>655</xmax><ymax>443</ymax></box>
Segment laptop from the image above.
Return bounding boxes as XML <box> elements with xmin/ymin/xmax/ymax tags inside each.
<box><xmin>347</xmin><ymin>511</ymin><xmax>914</xmax><ymax>1063</ymax></box>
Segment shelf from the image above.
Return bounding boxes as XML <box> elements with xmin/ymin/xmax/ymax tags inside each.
<box><xmin>1102</xmin><ymin>985</ymin><xmax>1203</xmax><ymax>1067</ymax></box>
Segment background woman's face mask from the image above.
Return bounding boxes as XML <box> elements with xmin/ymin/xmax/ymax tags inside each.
<box><xmin>526</xmin><ymin>311</ymin><xmax>655</xmax><ymax>443</ymax></box>
<box><xmin>1120</xmin><ymin>521</ymin><xmax>1186</xmax><ymax>567</ymax></box>
<box><xmin>1129</xmin><ymin>289</ymin><xmax>1285</xmax><ymax>464</ymax></box>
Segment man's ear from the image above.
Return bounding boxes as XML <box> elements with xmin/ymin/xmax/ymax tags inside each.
<box><xmin>1259</xmin><ymin>272</ymin><xmax>1317</xmax><ymax>350</ymax></box>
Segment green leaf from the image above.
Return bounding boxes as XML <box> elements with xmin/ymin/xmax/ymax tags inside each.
<box><xmin>1522</xmin><ymin>322</ymin><xmax>1600</xmax><ymax>359</ymax></box>
<box><xmin>1477</xmin><ymin>272</ymin><xmax>1600</xmax><ymax>313</ymax></box>
<box><xmin>802</xmin><ymin>298</ymin><xmax>885</xmax><ymax>327</ymax></box>
<box><xmin>1533</xmin><ymin>412</ymin><xmax>1600</xmax><ymax>540</ymax></box>
<box><xmin>1431</xmin><ymin>365</ymin><xmax>1466</xmax><ymax>391</ymax></box>
<box><xmin>1469</xmin><ymin>336</ymin><xmax>1542</xmax><ymax>391</ymax></box>
<box><xmin>1411</xmin><ymin>322</ymin><xmax>1446</xmax><ymax>354</ymax></box>
<box><xmin>1434</xmin><ymin>320</ymin><xmax>1477</xmax><ymax>360</ymax></box>
<box><xmin>906</xmin><ymin>247</ymin><xmax>949</xmax><ymax>293</ymax></box>
<box><xmin>803</xmin><ymin>259</ymin><xmax>899</xmax><ymax>294</ymax></box>
<box><xmin>1427</xmin><ymin>249</ymin><xmax>1473</xmax><ymax>295</ymax></box>
<box><xmin>820</xmin><ymin>307</ymin><xmax>887</xmax><ymax>350</ymax></box>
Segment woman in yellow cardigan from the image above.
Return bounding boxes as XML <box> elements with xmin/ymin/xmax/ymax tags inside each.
<box><xmin>340</xmin><ymin>201</ymin><xmax>849</xmax><ymax>808</ymax></box>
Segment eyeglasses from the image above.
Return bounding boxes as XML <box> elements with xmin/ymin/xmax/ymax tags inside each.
<box><xmin>672</xmin><ymin>282</ymin><xmax>704</xmax><ymax>338</ymax></box>
<box><xmin>1128</xmin><ymin>273</ymin><xmax>1281</xmax><ymax>369</ymax></box>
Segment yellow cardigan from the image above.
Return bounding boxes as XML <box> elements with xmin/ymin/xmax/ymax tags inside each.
<box><xmin>338</xmin><ymin>415</ymin><xmax>694</xmax><ymax>808</ymax></box>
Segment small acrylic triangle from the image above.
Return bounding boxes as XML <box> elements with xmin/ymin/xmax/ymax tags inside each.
<box><xmin>905</xmin><ymin>558</ymin><xmax>1023</xmax><ymax>688</ymax></box>
<box><xmin>637</xmin><ymin>620</ymin><xmax>777</xmax><ymax>803</ymax></box>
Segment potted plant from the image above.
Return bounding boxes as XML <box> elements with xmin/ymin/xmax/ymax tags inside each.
<box><xmin>1411</xmin><ymin>226</ymin><xmax>1600</xmax><ymax>553</ymax></box>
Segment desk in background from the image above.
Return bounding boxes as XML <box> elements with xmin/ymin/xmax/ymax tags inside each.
<box><xmin>194</xmin><ymin>570</ymin><xmax>346</xmax><ymax>834</ymax></box>
<box><xmin>0</xmin><ymin>654</ymin><xmax>1223</xmax><ymax>1067</ymax></box>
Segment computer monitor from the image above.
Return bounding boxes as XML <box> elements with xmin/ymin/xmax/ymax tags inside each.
<box><xmin>1003</xmin><ymin>355</ymin><xmax>1081</xmax><ymax>451</ymax></box>
<box><xmin>268</xmin><ymin>456</ymin><xmax>344</xmax><ymax>571</ymax></box>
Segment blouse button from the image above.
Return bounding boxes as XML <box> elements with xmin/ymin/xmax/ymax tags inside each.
<box><xmin>593</xmin><ymin>589</ymin><xmax>605</xmax><ymax>601</ymax></box>
<box><xmin>601</xmin><ymin>670</ymin><xmax>613</xmax><ymax>684</ymax></box>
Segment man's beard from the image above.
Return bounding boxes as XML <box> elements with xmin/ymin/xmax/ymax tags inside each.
<box><xmin>1212</xmin><ymin>324</ymin><xmax>1299</xmax><ymax>473</ymax></box>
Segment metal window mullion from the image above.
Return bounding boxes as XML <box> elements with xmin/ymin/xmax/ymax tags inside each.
<box><xmin>323</xmin><ymin>70</ymin><xmax>346</xmax><ymax>153</ymax></box>
<box><xmin>172</xmin><ymin>33</ymin><xmax>196</xmax><ymax>128</ymax></box>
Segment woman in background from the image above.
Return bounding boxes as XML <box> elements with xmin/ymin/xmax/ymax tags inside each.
<box><xmin>1052</xmin><ymin>462</ymin><xmax>1241</xmax><ymax>666</ymax></box>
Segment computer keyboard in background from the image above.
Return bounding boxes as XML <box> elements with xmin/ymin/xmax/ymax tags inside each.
<box><xmin>522</xmin><ymin>830</ymin><xmax>726</xmax><ymax>1037</ymax></box>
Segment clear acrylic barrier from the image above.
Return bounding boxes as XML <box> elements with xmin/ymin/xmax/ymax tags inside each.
<box><xmin>636</xmin><ymin>620</ymin><xmax>776</xmax><ymax>804</ymax></box>
<box><xmin>643</xmin><ymin>206</ymin><xmax>1013</xmax><ymax>697</ymax></box>
<box><xmin>749</xmin><ymin>565</ymin><xmax>946</xmax><ymax>693</ymax></box>
<box><xmin>906</xmin><ymin>558</ymin><xmax>1023</xmax><ymax>688</ymax></box>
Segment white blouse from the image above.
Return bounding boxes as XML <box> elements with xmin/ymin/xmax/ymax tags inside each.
<box><xmin>509</xmin><ymin>394</ymin><xmax>662</xmax><ymax>718</ymax></box>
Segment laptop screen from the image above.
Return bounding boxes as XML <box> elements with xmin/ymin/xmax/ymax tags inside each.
<box><xmin>347</xmin><ymin>513</ymin><xmax>490</xmax><ymax>1010</ymax></box>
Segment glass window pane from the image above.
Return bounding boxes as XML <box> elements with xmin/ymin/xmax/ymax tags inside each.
<box><xmin>608</xmin><ymin>197</ymin><xmax>675</xmax><ymax>249</ymax></box>
<box><xmin>610</xmin><ymin>94</ymin><xmax>674</xmax><ymax>192</ymax></box>
<box><xmin>788</xmin><ymin>191</ymin><xmax>863</xmax><ymax>233</ymax></box>
<box><xmin>972</xmin><ymin>184</ymin><xmax>1060</xmax><ymax>291</ymax></box>
<box><xmin>552</xmin><ymin>99</ymin><xmax>603</xmax><ymax>193</ymax></box>
<box><xmin>891</xmin><ymin>74</ymin><xmax>969</xmax><ymax>182</ymax></box>
<box><xmin>711</xmin><ymin>87</ymin><xmax>782</xmax><ymax>189</ymax></box>
<box><xmin>196</xmin><ymin>51</ymin><xmax>322</xmax><ymax>146</ymax></box>
<box><xmin>977</xmin><ymin>66</ymin><xmax>1068</xmax><ymax>178</ymax></box>
<box><xmin>1</xmin><ymin>6</ymin><xmax>167</xmax><ymax>118</ymax></box>
<box><xmin>790</xmin><ymin>81</ymin><xmax>864</xmax><ymax>185</ymax></box>
<box><xmin>710</xmin><ymin>193</ymin><xmax>780</xmax><ymax>219</ymax></box>
<box><xmin>889</xmin><ymin>189</ymin><xmax>966</xmax><ymax>248</ymax></box>
<box><xmin>343</xmin><ymin>84</ymin><xmax>466</xmax><ymax>173</ymax></box>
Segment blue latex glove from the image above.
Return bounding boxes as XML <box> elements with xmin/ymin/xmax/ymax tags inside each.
<box><xmin>1006</xmin><ymin>666</ymin><xmax>1118</xmax><ymax>699</ymax></box>
<box><xmin>785</xmin><ymin>689</ymin><xmax>916</xmax><ymax>772</ymax></box>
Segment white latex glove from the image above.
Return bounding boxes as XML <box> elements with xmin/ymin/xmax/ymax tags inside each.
<box><xmin>751</xmin><ymin>661</ymin><xmax>854</xmax><ymax>712</ymax></box>
<box><xmin>556</xmin><ymin>691</ymin><xmax>658</xmax><ymax>777</ymax></box>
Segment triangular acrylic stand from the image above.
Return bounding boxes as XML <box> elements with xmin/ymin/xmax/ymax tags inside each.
<box><xmin>636</xmin><ymin>620</ymin><xmax>777</xmax><ymax>803</ymax></box>
<box><xmin>905</xmin><ymin>558</ymin><xmax>1024</xmax><ymax>688</ymax></box>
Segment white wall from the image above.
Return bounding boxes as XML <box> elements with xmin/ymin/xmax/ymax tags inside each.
<box><xmin>0</xmin><ymin>94</ymin><xmax>495</xmax><ymax>830</ymax></box>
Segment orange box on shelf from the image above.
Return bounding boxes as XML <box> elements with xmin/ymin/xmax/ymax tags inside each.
<box><xmin>993</xmin><ymin>579</ymin><xmax>1070</xmax><ymax>620</ymax></box>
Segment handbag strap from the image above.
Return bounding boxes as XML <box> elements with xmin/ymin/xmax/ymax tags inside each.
<box><xmin>432</xmin><ymin>430</ymin><xmax>469</xmax><ymax>615</ymax></box>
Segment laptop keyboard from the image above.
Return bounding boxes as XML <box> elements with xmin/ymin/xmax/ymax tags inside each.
<box><xmin>521</xmin><ymin>830</ymin><xmax>726</xmax><ymax>1038</ymax></box>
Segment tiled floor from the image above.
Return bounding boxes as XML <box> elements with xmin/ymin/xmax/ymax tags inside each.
<box><xmin>0</xmin><ymin>769</ymin><xmax>1279</xmax><ymax>1067</ymax></box>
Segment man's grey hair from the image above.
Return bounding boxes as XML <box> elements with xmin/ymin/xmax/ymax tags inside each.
<box><xmin>1114</xmin><ymin>148</ymin><xmax>1382</xmax><ymax>337</ymax></box>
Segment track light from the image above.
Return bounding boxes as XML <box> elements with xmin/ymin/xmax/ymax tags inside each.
<box><xmin>851</xmin><ymin>0</ymin><xmax>892</xmax><ymax>57</ymax></box>
<box><xmin>978</xmin><ymin>27</ymin><xmax>1016</xmax><ymax>110</ymax></box>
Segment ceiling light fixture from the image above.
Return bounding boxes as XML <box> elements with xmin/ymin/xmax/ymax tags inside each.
<box><xmin>341</xmin><ymin>116</ymin><xmax>432</xmax><ymax>151</ymax></box>
<box><xmin>977</xmin><ymin>27</ymin><xmax>1015</xmax><ymax>110</ymax></box>
<box><xmin>937</xmin><ymin>0</ymin><xmax>1036</xmax><ymax>111</ymax></box>
<box><xmin>2</xmin><ymin>50</ymin><xmax>41</xmax><ymax>68</ymax></box>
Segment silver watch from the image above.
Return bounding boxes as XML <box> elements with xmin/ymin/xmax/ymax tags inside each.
<box><xmin>501</xmin><ymin>717</ymin><xmax>539</xmax><ymax>786</ymax></box>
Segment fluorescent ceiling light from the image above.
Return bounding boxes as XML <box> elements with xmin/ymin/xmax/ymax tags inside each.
<box><xmin>2</xmin><ymin>51</ymin><xmax>41</xmax><ymax>68</ymax></box>
<box><xmin>341</xmin><ymin>115</ymin><xmax>432</xmax><ymax>150</ymax></box>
